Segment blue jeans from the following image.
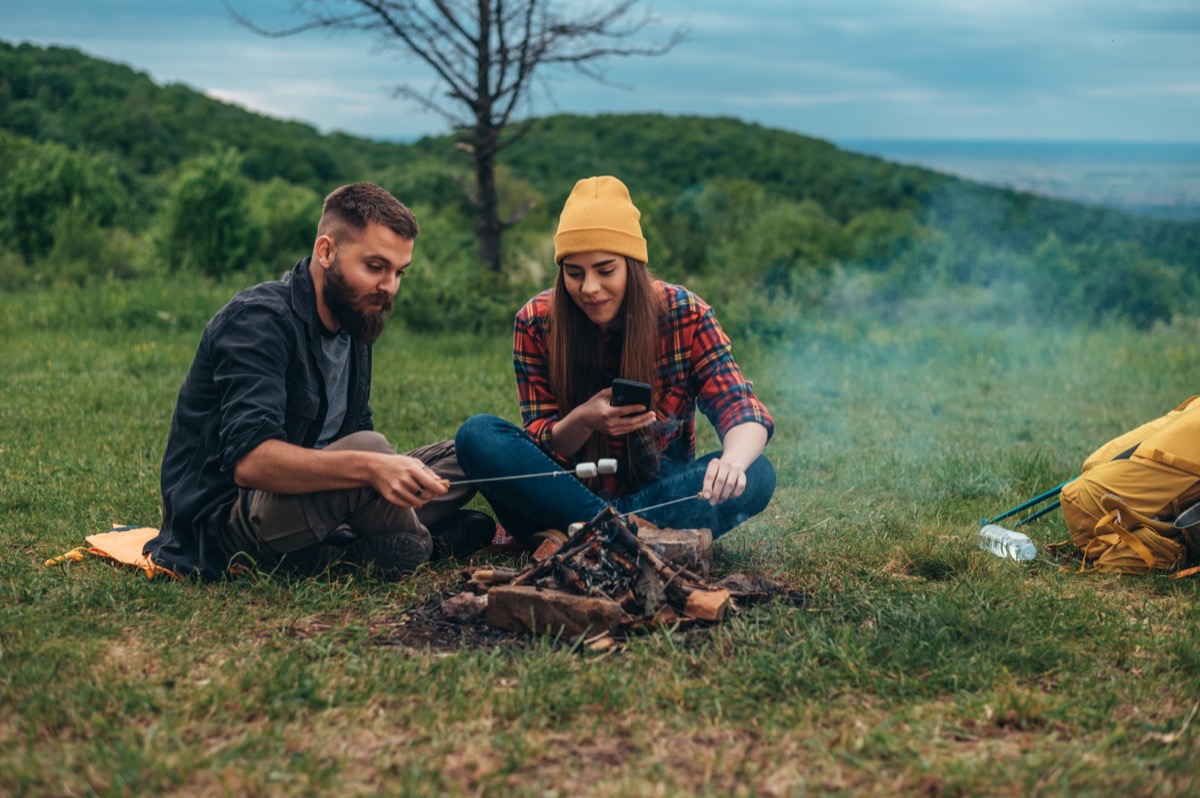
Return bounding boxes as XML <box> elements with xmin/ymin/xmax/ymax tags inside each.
<box><xmin>455</xmin><ymin>414</ymin><xmax>776</xmax><ymax>540</ymax></box>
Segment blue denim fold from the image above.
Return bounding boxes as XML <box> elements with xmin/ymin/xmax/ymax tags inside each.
<box><xmin>455</xmin><ymin>414</ymin><xmax>775</xmax><ymax>539</ymax></box>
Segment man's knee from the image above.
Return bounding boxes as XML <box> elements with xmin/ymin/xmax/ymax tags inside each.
<box><xmin>327</xmin><ymin>430</ymin><xmax>394</xmax><ymax>455</ymax></box>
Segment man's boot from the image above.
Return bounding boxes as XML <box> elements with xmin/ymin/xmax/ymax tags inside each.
<box><xmin>429</xmin><ymin>510</ymin><xmax>496</xmax><ymax>561</ymax></box>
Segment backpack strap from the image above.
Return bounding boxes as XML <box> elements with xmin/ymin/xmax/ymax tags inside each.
<box><xmin>1139</xmin><ymin>447</ymin><xmax>1200</xmax><ymax>477</ymax></box>
<box><xmin>1093</xmin><ymin>509</ymin><xmax>1158</xmax><ymax>571</ymax></box>
<box><xmin>1098</xmin><ymin>493</ymin><xmax>1179</xmax><ymax>536</ymax></box>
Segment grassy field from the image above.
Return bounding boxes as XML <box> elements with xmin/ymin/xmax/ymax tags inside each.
<box><xmin>3</xmin><ymin>279</ymin><xmax>1200</xmax><ymax>796</ymax></box>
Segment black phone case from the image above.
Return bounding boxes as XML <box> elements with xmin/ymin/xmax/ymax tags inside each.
<box><xmin>612</xmin><ymin>378</ymin><xmax>652</xmax><ymax>407</ymax></box>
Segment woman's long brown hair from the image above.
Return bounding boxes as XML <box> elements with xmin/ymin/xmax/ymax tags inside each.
<box><xmin>548</xmin><ymin>257</ymin><xmax>664</xmax><ymax>489</ymax></box>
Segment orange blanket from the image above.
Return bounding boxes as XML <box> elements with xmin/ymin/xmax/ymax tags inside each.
<box><xmin>45</xmin><ymin>525</ymin><xmax>180</xmax><ymax>580</ymax></box>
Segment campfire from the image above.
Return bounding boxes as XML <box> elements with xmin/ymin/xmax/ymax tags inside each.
<box><xmin>439</xmin><ymin>504</ymin><xmax>798</xmax><ymax>643</ymax></box>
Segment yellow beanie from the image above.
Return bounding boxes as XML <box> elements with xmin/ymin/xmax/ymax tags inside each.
<box><xmin>554</xmin><ymin>176</ymin><xmax>648</xmax><ymax>264</ymax></box>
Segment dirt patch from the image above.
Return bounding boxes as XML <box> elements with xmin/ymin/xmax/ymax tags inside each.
<box><xmin>375</xmin><ymin>586</ymin><xmax>531</xmax><ymax>652</ymax></box>
<box><xmin>371</xmin><ymin>579</ymin><xmax>807</xmax><ymax>653</ymax></box>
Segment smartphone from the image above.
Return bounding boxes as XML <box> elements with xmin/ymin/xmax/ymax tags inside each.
<box><xmin>611</xmin><ymin>378</ymin><xmax>652</xmax><ymax>409</ymax></box>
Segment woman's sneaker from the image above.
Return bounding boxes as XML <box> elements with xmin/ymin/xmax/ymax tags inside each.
<box><xmin>487</xmin><ymin>523</ymin><xmax>526</xmax><ymax>555</ymax></box>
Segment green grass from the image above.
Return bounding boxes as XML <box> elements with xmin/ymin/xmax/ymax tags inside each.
<box><xmin>3</xmin><ymin>279</ymin><xmax>1200</xmax><ymax>796</ymax></box>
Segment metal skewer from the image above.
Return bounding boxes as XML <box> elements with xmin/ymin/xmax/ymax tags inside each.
<box><xmin>450</xmin><ymin>458</ymin><xmax>617</xmax><ymax>487</ymax></box>
<box><xmin>619</xmin><ymin>493</ymin><xmax>704</xmax><ymax>519</ymax></box>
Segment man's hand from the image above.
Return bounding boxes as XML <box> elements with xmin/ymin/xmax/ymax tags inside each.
<box><xmin>233</xmin><ymin>439</ymin><xmax>448</xmax><ymax>509</ymax></box>
<box><xmin>365</xmin><ymin>453</ymin><xmax>449</xmax><ymax>509</ymax></box>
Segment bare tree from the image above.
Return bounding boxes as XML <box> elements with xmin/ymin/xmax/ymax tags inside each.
<box><xmin>225</xmin><ymin>0</ymin><xmax>685</xmax><ymax>273</ymax></box>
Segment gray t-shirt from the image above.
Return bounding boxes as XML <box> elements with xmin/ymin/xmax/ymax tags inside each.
<box><xmin>315</xmin><ymin>328</ymin><xmax>352</xmax><ymax>448</ymax></box>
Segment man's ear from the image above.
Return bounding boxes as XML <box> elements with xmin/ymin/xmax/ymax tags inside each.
<box><xmin>315</xmin><ymin>234</ymin><xmax>336</xmax><ymax>268</ymax></box>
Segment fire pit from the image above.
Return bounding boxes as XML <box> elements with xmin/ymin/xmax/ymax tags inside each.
<box><xmin>445</xmin><ymin>505</ymin><xmax>799</xmax><ymax>641</ymax></box>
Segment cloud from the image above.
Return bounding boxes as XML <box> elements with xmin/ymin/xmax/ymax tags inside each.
<box><xmin>6</xmin><ymin>0</ymin><xmax>1199</xmax><ymax>141</ymax></box>
<box><xmin>1081</xmin><ymin>82</ymin><xmax>1200</xmax><ymax>99</ymax></box>
<box><xmin>724</xmin><ymin>87</ymin><xmax>957</xmax><ymax>110</ymax></box>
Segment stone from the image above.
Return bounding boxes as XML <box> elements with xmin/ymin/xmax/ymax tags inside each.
<box><xmin>440</xmin><ymin>592</ymin><xmax>489</xmax><ymax>624</ymax></box>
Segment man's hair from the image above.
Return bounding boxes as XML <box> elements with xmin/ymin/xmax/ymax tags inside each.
<box><xmin>318</xmin><ymin>182</ymin><xmax>419</xmax><ymax>242</ymax></box>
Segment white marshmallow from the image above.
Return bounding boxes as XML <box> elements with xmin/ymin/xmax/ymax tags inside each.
<box><xmin>575</xmin><ymin>462</ymin><xmax>599</xmax><ymax>478</ymax></box>
<box><xmin>597</xmin><ymin>458</ymin><xmax>618</xmax><ymax>474</ymax></box>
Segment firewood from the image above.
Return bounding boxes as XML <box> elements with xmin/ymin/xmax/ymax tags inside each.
<box><xmin>683</xmin><ymin>588</ymin><xmax>731</xmax><ymax>622</ymax></box>
<box><xmin>531</xmin><ymin>536</ymin><xmax>563</xmax><ymax>562</ymax></box>
<box><xmin>487</xmin><ymin>585</ymin><xmax>625</xmax><ymax>637</ymax></box>
<box><xmin>467</xmin><ymin>566</ymin><xmax>522</xmax><ymax>584</ymax></box>
<box><xmin>467</xmin><ymin>504</ymin><xmax>797</xmax><ymax>638</ymax></box>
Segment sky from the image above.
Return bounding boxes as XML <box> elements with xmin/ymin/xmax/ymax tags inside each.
<box><xmin>6</xmin><ymin>0</ymin><xmax>1200</xmax><ymax>144</ymax></box>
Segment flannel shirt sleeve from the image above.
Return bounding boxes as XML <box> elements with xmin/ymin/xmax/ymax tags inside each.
<box><xmin>689</xmin><ymin>302</ymin><xmax>775</xmax><ymax>443</ymax></box>
<box><xmin>513</xmin><ymin>297</ymin><xmax>564</xmax><ymax>456</ymax></box>
<box><xmin>209</xmin><ymin>302</ymin><xmax>294</xmax><ymax>473</ymax></box>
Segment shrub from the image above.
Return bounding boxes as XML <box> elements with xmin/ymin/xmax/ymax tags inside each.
<box><xmin>843</xmin><ymin>208</ymin><xmax>925</xmax><ymax>271</ymax></box>
<box><xmin>393</xmin><ymin>206</ymin><xmax>536</xmax><ymax>334</ymax></box>
<box><xmin>0</xmin><ymin>138</ymin><xmax>129</xmax><ymax>263</ymax></box>
<box><xmin>41</xmin><ymin>196</ymin><xmax>146</xmax><ymax>283</ymax></box>
<box><xmin>158</xmin><ymin>148</ymin><xmax>258</xmax><ymax>277</ymax></box>
<box><xmin>1023</xmin><ymin>236</ymin><xmax>1190</xmax><ymax>329</ymax></box>
<box><xmin>1077</xmin><ymin>242</ymin><xmax>1187</xmax><ymax>329</ymax></box>
<box><xmin>246</xmin><ymin>178</ymin><xmax>322</xmax><ymax>276</ymax></box>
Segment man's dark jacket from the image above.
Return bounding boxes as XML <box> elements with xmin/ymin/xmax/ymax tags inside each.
<box><xmin>145</xmin><ymin>259</ymin><xmax>373</xmax><ymax>580</ymax></box>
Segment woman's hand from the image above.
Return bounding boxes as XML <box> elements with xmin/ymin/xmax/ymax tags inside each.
<box><xmin>578</xmin><ymin>387</ymin><xmax>656</xmax><ymax>436</ymax></box>
<box><xmin>701</xmin><ymin>422</ymin><xmax>769</xmax><ymax>505</ymax></box>
<box><xmin>702</xmin><ymin>458</ymin><xmax>747</xmax><ymax>505</ymax></box>
<box><xmin>550</xmin><ymin>387</ymin><xmax>656</xmax><ymax>458</ymax></box>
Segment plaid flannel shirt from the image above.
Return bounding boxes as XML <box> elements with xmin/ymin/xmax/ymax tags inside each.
<box><xmin>513</xmin><ymin>281</ymin><xmax>775</xmax><ymax>496</ymax></box>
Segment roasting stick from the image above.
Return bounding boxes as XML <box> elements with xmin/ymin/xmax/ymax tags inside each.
<box><xmin>449</xmin><ymin>458</ymin><xmax>618</xmax><ymax>487</ymax></box>
<box><xmin>619</xmin><ymin>493</ymin><xmax>704</xmax><ymax>519</ymax></box>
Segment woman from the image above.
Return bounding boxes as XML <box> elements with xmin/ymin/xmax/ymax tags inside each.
<box><xmin>456</xmin><ymin>176</ymin><xmax>775</xmax><ymax>542</ymax></box>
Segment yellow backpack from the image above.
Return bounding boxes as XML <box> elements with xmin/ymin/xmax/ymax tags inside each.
<box><xmin>1060</xmin><ymin>397</ymin><xmax>1200</xmax><ymax>574</ymax></box>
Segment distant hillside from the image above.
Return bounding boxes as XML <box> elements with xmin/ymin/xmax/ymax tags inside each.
<box><xmin>413</xmin><ymin>113</ymin><xmax>939</xmax><ymax>222</ymax></box>
<box><xmin>421</xmin><ymin>114</ymin><xmax>1198</xmax><ymax>267</ymax></box>
<box><xmin>2</xmin><ymin>39</ymin><xmax>1195</xmax><ymax>268</ymax></box>
<box><xmin>0</xmin><ymin>39</ymin><xmax>407</xmax><ymax>187</ymax></box>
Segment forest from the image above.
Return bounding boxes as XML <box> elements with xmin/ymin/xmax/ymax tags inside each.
<box><xmin>1</xmin><ymin>38</ymin><xmax>1197</xmax><ymax>338</ymax></box>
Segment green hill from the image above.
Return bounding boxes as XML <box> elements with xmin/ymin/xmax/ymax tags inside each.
<box><xmin>0</xmin><ymin>39</ymin><xmax>406</xmax><ymax>186</ymax></box>
<box><xmin>1</xmin><ymin>38</ymin><xmax>1196</xmax><ymax>331</ymax></box>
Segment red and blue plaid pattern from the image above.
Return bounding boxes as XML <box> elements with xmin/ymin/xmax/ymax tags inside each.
<box><xmin>513</xmin><ymin>281</ymin><xmax>774</xmax><ymax>496</ymax></box>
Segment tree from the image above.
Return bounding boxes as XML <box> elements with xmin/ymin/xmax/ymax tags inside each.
<box><xmin>226</xmin><ymin>0</ymin><xmax>684</xmax><ymax>273</ymax></box>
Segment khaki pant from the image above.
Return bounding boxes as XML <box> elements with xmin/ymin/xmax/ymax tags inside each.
<box><xmin>220</xmin><ymin>432</ymin><xmax>473</xmax><ymax>566</ymax></box>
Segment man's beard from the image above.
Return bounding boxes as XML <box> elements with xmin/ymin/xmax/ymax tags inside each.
<box><xmin>323</xmin><ymin>258</ymin><xmax>393</xmax><ymax>345</ymax></box>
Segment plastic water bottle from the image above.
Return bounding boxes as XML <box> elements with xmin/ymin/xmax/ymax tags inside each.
<box><xmin>978</xmin><ymin>524</ymin><xmax>1037</xmax><ymax>561</ymax></box>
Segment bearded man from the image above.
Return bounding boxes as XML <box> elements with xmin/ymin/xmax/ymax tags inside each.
<box><xmin>145</xmin><ymin>183</ymin><xmax>493</xmax><ymax>580</ymax></box>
